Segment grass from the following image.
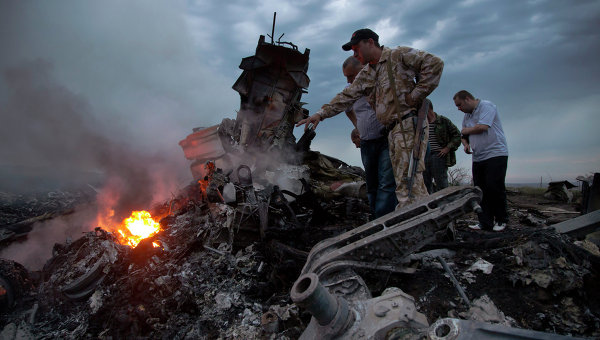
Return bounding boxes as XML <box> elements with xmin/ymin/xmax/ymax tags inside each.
<box><xmin>510</xmin><ymin>186</ymin><xmax>546</xmax><ymax>197</ymax></box>
<box><xmin>507</xmin><ymin>185</ymin><xmax>582</xmax><ymax>201</ymax></box>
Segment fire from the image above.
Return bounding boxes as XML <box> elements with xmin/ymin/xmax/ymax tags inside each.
<box><xmin>116</xmin><ymin>210</ymin><xmax>161</xmax><ymax>248</ymax></box>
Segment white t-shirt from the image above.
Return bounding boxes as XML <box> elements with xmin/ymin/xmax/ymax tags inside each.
<box><xmin>462</xmin><ymin>100</ymin><xmax>508</xmax><ymax>162</ymax></box>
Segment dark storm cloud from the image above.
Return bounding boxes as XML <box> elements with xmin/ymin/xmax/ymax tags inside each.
<box><xmin>1</xmin><ymin>0</ymin><xmax>599</xmax><ymax>188</ymax></box>
<box><xmin>225</xmin><ymin>0</ymin><xmax>600</xmax><ymax>182</ymax></box>
<box><xmin>409</xmin><ymin>0</ymin><xmax>600</xmax><ymax>181</ymax></box>
<box><xmin>182</xmin><ymin>0</ymin><xmax>600</xmax><ymax>181</ymax></box>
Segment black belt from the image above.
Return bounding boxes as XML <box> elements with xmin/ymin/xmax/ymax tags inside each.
<box><xmin>362</xmin><ymin>135</ymin><xmax>388</xmax><ymax>143</ymax></box>
<box><xmin>384</xmin><ymin>110</ymin><xmax>417</xmax><ymax>133</ymax></box>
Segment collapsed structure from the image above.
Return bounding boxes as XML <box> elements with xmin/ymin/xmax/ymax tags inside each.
<box><xmin>179</xmin><ymin>32</ymin><xmax>312</xmax><ymax>181</ymax></box>
<box><xmin>1</xmin><ymin>22</ymin><xmax>600</xmax><ymax>339</ymax></box>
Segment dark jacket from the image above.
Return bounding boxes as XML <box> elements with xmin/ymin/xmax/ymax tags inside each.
<box><xmin>432</xmin><ymin>113</ymin><xmax>462</xmax><ymax>167</ymax></box>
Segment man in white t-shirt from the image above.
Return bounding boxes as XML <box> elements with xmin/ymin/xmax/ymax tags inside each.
<box><xmin>454</xmin><ymin>90</ymin><xmax>509</xmax><ymax>232</ymax></box>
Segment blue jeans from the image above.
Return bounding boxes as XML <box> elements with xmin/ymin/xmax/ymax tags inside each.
<box><xmin>360</xmin><ymin>137</ymin><xmax>398</xmax><ymax>219</ymax></box>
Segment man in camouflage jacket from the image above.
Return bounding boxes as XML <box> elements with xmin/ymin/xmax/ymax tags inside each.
<box><xmin>424</xmin><ymin>102</ymin><xmax>462</xmax><ymax>193</ymax></box>
<box><xmin>297</xmin><ymin>29</ymin><xmax>444</xmax><ymax>208</ymax></box>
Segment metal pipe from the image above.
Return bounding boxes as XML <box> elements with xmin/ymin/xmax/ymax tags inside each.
<box><xmin>290</xmin><ymin>273</ymin><xmax>338</xmax><ymax>326</ymax></box>
<box><xmin>470</xmin><ymin>201</ymin><xmax>482</xmax><ymax>214</ymax></box>
<box><xmin>271</xmin><ymin>12</ymin><xmax>276</xmax><ymax>44</ymax></box>
<box><xmin>437</xmin><ymin>256</ymin><xmax>470</xmax><ymax>306</ymax></box>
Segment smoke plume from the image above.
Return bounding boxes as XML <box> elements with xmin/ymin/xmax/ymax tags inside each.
<box><xmin>0</xmin><ymin>0</ymin><xmax>236</xmax><ymax>269</ymax></box>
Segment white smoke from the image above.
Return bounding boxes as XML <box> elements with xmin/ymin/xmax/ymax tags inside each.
<box><xmin>0</xmin><ymin>0</ymin><xmax>238</xmax><ymax>268</ymax></box>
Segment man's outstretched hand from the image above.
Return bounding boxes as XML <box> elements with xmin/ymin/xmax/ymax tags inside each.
<box><xmin>296</xmin><ymin>112</ymin><xmax>322</xmax><ymax>130</ymax></box>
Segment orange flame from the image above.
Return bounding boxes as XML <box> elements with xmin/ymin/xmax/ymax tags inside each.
<box><xmin>116</xmin><ymin>210</ymin><xmax>161</xmax><ymax>247</ymax></box>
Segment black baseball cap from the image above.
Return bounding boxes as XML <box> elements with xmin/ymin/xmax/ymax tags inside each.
<box><xmin>342</xmin><ymin>29</ymin><xmax>379</xmax><ymax>51</ymax></box>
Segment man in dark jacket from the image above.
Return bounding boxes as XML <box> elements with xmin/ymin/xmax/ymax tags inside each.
<box><xmin>424</xmin><ymin>102</ymin><xmax>461</xmax><ymax>193</ymax></box>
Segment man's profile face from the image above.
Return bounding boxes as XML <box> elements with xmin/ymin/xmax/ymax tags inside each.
<box><xmin>351</xmin><ymin>40</ymin><xmax>371</xmax><ymax>65</ymax></box>
<box><xmin>454</xmin><ymin>98</ymin><xmax>474</xmax><ymax>113</ymax></box>
<box><xmin>427</xmin><ymin>107</ymin><xmax>435</xmax><ymax>121</ymax></box>
<box><xmin>343</xmin><ymin>66</ymin><xmax>359</xmax><ymax>84</ymax></box>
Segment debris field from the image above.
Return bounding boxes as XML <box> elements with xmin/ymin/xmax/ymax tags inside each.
<box><xmin>0</xmin><ymin>178</ymin><xmax>599</xmax><ymax>339</ymax></box>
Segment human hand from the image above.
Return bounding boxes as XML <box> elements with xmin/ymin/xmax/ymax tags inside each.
<box><xmin>351</xmin><ymin>130</ymin><xmax>361</xmax><ymax>148</ymax></box>
<box><xmin>296</xmin><ymin>112</ymin><xmax>322</xmax><ymax>130</ymax></box>
<box><xmin>463</xmin><ymin>144</ymin><xmax>472</xmax><ymax>154</ymax></box>
<box><xmin>437</xmin><ymin>147</ymin><xmax>450</xmax><ymax>157</ymax></box>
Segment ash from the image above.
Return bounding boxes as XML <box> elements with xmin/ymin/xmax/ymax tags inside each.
<box><xmin>0</xmin><ymin>165</ymin><xmax>369</xmax><ymax>339</ymax></box>
<box><xmin>1</xmin><ymin>178</ymin><xmax>599</xmax><ymax>339</ymax></box>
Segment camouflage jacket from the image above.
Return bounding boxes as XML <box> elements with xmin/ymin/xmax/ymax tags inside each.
<box><xmin>319</xmin><ymin>46</ymin><xmax>444</xmax><ymax>126</ymax></box>
<box><xmin>432</xmin><ymin>113</ymin><xmax>462</xmax><ymax>167</ymax></box>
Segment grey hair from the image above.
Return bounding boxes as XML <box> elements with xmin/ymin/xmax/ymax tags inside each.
<box><xmin>343</xmin><ymin>56</ymin><xmax>362</xmax><ymax>70</ymax></box>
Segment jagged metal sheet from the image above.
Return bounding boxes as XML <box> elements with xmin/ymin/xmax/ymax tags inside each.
<box><xmin>301</xmin><ymin>186</ymin><xmax>483</xmax><ymax>278</ymax></box>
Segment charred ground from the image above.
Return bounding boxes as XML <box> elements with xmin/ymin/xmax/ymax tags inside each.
<box><xmin>1</xmin><ymin>183</ymin><xmax>599</xmax><ymax>339</ymax></box>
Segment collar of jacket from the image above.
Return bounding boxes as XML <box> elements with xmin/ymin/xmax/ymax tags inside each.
<box><xmin>369</xmin><ymin>46</ymin><xmax>391</xmax><ymax>69</ymax></box>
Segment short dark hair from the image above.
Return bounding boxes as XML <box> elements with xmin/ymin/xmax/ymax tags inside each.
<box><xmin>453</xmin><ymin>90</ymin><xmax>475</xmax><ymax>101</ymax></box>
<box><xmin>428</xmin><ymin>101</ymin><xmax>433</xmax><ymax>111</ymax></box>
<box><xmin>361</xmin><ymin>38</ymin><xmax>380</xmax><ymax>48</ymax></box>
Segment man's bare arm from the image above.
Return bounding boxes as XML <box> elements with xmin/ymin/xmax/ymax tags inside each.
<box><xmin>296</xmin><ymin>113</ymin><xmax>322</xmax><ymax>130</ymax></box>
<box><xmin>345</xmin><ymin>109</ymin><xmax>358</xmax><ymax>128</ymax></box>
<box><xmin>461</xmin><ymin>124</ymin><xmax>488</xmax><ymax>135</ymax></box>
<box><xmin>461</xmin><ymin>137</ymin><xmax>472</xmax><ymax>154</ymax></box>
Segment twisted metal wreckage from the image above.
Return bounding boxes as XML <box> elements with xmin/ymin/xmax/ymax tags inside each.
<box><xmin>1</xmin><ymin>21</ymin><xmax>599</xmax><ymax>339</ymax></box>
<box><xmin>290</xmin><ymin>186</ymin><xmax>592</xmax><ymax>340</ymax></box>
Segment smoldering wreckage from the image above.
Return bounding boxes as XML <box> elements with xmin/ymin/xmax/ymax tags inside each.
<box><xmin>2</xmin><ymin>26</ymin><xmax>600</xmax><ymax>340</ymax></box>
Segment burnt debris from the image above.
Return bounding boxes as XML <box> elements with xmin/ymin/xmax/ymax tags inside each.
<box><xmin>2</xmin><ymin>179</ymin><xmax>599</xmax><ymax>339</ymax></box>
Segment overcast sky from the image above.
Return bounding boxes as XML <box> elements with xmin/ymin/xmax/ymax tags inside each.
<box><xmin>1</xmin><ymin>0</ymin><xmax>599</xmax><ymax>190</ymax></box>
